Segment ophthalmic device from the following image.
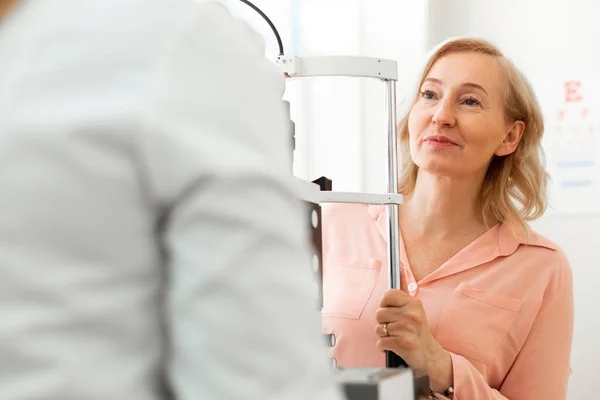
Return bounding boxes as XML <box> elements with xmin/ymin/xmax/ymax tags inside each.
<box><xmin>236</xmin><ymin>1</ymin><xmax>433</xmax><ymax>398</ymax></box>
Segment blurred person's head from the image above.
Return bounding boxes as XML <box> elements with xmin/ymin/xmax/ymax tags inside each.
<box><xmin>397</xmin><ymin>37</ymin><xmax>547</xmax><ymax>232</ymax></box>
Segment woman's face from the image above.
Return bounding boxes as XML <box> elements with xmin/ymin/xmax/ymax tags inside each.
<box><xmin>407</xmin><ymin>51</ymin><xmax>524</xmax><ymax>178</ymax></box>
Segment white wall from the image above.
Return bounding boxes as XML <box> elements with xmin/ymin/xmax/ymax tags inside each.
<box><xmin>427</xmin><ymin>1</ymin><xmax>600</xmax><ymax>398</ymax></box>
<box><xmin>359</xmin><ymin>0</ymin><xmax>428</xmax><ymax>193</ymax></box>
<box><xmin>530</xmin><ymin>215</ymin><xmax>600</xmax><ymax>399</ymax></box>
<box><xmin>289</xmin><ymin>0</ymin><xmax>364</xmax><ymax>191</ymax></box>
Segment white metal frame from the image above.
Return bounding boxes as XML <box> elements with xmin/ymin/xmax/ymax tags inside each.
<box><xmin>277</xmin><ymin>55</ymin><xmax>398</xmax><ymax>80</ymax></box>
<box><xmin>293</xmin><ymin>176</ymin><xmax>403</xmax><ymax>205</ymax></box>
<box><xmin>278</xmin><ymin>55</ymin><xmax>402</xmax><ymax>291</ymax></box>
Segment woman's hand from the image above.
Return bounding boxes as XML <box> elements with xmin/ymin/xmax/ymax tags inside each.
<box><xmin>375</xmin><ymin>289</ymin><xmax>453</xmax><ymax>393</ymax></box>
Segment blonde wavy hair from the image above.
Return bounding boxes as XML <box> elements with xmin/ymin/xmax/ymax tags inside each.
<box><xmin>397</xmin><ymin>37</ymin><xmax>549</xmax><ymax>233</ymax></box>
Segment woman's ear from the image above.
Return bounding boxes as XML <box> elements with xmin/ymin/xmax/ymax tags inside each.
<box><xmin>495</xmin><ymin>120</ymin><xmax>525</xmax><ymax>156</ymax></box>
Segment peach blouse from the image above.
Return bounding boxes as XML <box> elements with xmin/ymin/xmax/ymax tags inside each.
<box><xmin>322</xmin><ymin>204</ymin><xmax>574</xmax><ymax>399</ymax></box>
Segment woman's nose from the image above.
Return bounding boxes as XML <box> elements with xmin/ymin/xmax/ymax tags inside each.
<box><xmin>432</xmin><ymin>98</ymin><xmax>456</xmax><ymax>128</ymax></box>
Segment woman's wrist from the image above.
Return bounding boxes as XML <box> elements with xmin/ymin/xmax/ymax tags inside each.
<box><xmin>426</xmin><ymin>341</ymin><xmax>454</xmax><ymax>394</ymax></box>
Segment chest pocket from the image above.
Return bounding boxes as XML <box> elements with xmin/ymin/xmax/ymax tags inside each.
<box><xmin>436</xmin><ymin>283</ymin><xmax>522</xmax><ymax>365</ymax></box>
<box><xmin>321</xmin><ymin>255</ymin><xmax>381</xmax><ymax>319</ymax></box>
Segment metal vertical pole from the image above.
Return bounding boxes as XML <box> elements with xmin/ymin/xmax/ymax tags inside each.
<box><xmin>385</xmin><ymin>80</ymin><xmax>401</xmax><ymax>291</ymax></box>
<box><xmin>384</xmin><ymin>79</ymin><xmax>407</xmax><ymax>369</ymax></box>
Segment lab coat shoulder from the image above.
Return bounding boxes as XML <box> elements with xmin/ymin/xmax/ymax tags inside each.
<box><xmin>135</xmin><ymin>0</ymin><xmax>292</xmax><ymax>205</ymax></box>
<box><xmin>0</xmin><ymin>1</ymin><xmax>343</xmax><ymax>399</ymax></box>
<box><xmin>128</xmin><ymin>3</ymin><xmax>344</xmax><ymax>400</ymax></box>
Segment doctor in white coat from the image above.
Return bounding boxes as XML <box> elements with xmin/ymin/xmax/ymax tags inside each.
<box><xmin>0</xmin><ymin>1</ymin><xmax>342</xmax><ymax>399</ymax></box>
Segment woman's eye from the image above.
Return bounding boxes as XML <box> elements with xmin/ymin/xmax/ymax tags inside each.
<box><xmin>421</xmin><ymin>90</ymin><xmax>436</xmax><ymax>100</ymax></box>
<box><xmin>463</xmin><ymin>97</ymin><xmax>480</xmax><ymax>106</ymax></box>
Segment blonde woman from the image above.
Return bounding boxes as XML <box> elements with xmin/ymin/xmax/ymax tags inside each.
<box><xmin>322</xmin><ymin>37</ymin><xmax>573</xmax><ymax>399</ymax></box>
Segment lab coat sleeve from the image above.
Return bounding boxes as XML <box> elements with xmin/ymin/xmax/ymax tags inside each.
<box><xmin>449</xmin><ymin>259</ymin><xmax>574</xmax><ymax>400</ymax></box>
<box><xmin>137</xmin><ymin>2</ymin><xmax>342</xmax><ymax>400</ymax></box>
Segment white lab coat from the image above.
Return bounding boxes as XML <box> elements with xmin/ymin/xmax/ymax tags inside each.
<box><xmin>0</xmin><ymin>1</ymin><xmax>342</xmax><ymax>399</ymax></box>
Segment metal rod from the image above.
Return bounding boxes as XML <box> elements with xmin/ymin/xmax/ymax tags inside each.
<box><xmin>384</xmin><ymin>79</ymin><xmax>408</xmax><ymax>369</ymax></box>
<box><xmin>385</xmin><ymin>80</ymin><xmax>401</xmax><ymax>291</ymax></box>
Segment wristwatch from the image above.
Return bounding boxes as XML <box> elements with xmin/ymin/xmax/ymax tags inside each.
<box><xmin>442</xmin><ymin>386</ymin><xmax>454</xmax><ymax>397</ymax></box>
<box><xmin>430</xmin><ymin>385</ymin><xmax>454</xmax><ymax>398</ymax></box>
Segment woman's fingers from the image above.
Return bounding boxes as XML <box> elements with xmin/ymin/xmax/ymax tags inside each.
<box><xmin>376</xmin><ymin>306</ymin><xmax>403</xmax><ymax>323</ymax></box>
<box><xmin>379</xmin><ymin>289</ymin><xmax>412</xmax><ymax>307</ymax></box>
<box><xmin>376</xmin><ymin>331</ymin><xmax>421</xmax><ymax>352</ymax></box>
<box><xmin>376</xmin><ymin>305</ymin><xmax>424</xmax><ymax>326</ymax></box>
<box><xmin>375</xmin><ymin>318</ymin><xmax>419</xmax><ymax>338</ymax></box>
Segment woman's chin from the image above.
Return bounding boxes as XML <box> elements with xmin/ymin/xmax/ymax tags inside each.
<box><xmin>416</xmin><ymin>162</ymin><xmax>461</xmax><ymax>177</ymax></box>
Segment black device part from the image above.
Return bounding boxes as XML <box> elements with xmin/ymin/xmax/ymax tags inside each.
<box><xmin>307</xmin><ymin>176</ymin><xmax>332</xmax><ymax>310</ymax></box>
<box><xmin>312</xmin><ymin>176</ymin><xmax>333</xmax><ymax>191</ymax></box>
<box><xmin>413</xmin><ymin>374</ymin><xmax>432</xmax><ymax>398</ymax></box>
<box><xmin>386</xmin><ymin>351</ymin><xmax>408</xmax><ymax>369</ymax></box>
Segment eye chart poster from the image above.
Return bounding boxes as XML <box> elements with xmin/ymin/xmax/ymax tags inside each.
<box><xmin>531</xmin><ymin>74</ymin><xmax>600</xmax><ymax>214</ymax></box>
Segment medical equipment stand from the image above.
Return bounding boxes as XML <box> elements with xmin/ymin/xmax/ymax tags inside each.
<box><xmin>278</xmin><ymin>55</ymin><xmax>431</xmax><ymax>399</ymax></box>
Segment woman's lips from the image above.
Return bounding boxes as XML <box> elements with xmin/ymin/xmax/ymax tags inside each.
<box><xmin>423</xmin><ymin>135</ymin><xmax>460</xmax><ymax>149</ymax></box>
